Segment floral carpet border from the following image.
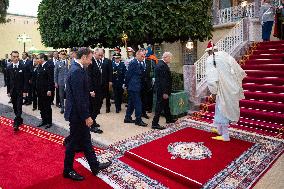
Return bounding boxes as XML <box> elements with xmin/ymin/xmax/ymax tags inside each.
<box><xmin>103</xmin><ymin>118</ymin><xmax>284</xmax><ymax>189</ymax></box>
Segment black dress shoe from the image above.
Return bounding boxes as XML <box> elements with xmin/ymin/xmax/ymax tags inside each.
<box><xmin>60</xmin><ymin>110</ymin><xmax>64</xmax><ymax>114</ymax></box>
<box><xmin>166</xmin><ymin>118</ymin><xmax>178</xmax><ymax>124</ymax></box>
<box><xmin>8</xmin><ymin>100</ymin><xmax>12</xmax><ymax>103</ymax></box>
<box><xmin>63</xmin><ymin>170</ymin><xmax>84</xmax><ymax>181</ymax></box>
<box><xmin>142</xmin><ymin>114</ymin><xmax>150</xmax><ymax>119</ymax></box>
<box><xmin>116</xmin><ymin>109</ymin><xmax>120</xmax><ymax>113</ymax></box>
<box><xmin>37</xmin><ymin>122</ymin><xmax>46</xmax><ymax>127</ymax></box>
<box><xmin>90</xmin><ymin>127</ymin><xmax>103</xmax><ymax>134</ymax></box>
<box><xmin>124</xmin><ymin>118</ymin><xmax>135</xmax><ymax>123</ymax></box>
<box><xmin>25</xmin><ymin>102</ymin><xmax>32</xmax><ymax>105</ymax></box>
<box><xmin>152</xmin><ymin>124</ymin><xmax>166</xmax><ymax>130</ymax></box>
<box><xmin>106</xmin><ymin>108</ymin><xmax>110</xmax><ymax>113</ymax></box>
<box><xmin>135</xmin><ymin>121</ymin><xmax>148</xmax><ymax>127</ymax></box>
<box><xmin>13</xmin><ymin>125</ymin><xmax>19</xmax><ymax>131</ymax></box>
<box><xmin>92</xmin><ymin>161</ymin><xmax>112</xmax><ymax>175</ymax></box>
<box><xmin>32</xmin><ymin>107</ymin><xmax>37</xmax><ymax>111</ymax></box>
<box><xmin>45</xmin><ymin>124</ymin><xmax>52</xmax><ymax>129</ymax></box>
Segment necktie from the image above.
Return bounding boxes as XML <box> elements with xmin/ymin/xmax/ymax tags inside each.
<box><xmin>14</xmin><ymin>65</ymin><xmax>18</xmax><ymax>69</ymax></box>
<box><xmin>97</xmin><ymin>60</ymin><xmax>102</xmax><ymax>72</ymax></box>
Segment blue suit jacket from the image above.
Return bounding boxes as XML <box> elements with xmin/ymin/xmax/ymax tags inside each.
<box><xmin>112</xmin><ymin>61</ymin><xmax>126</xmax><ymax>86</ymax></box>
<box><xmin>64</xmin><ymin>62</ymin><xmax>90</xmax><ymax>122</ymax></box>
<box><xmin>125</xmin><ymin>58</ymin><xmax>143</xmax><ymax>92</ymax></box>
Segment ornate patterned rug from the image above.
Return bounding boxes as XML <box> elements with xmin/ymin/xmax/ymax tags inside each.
<box><xmin>77</xmin><ymin>118</ymin><xmax>284</xmax><ymax>189</ymax></box>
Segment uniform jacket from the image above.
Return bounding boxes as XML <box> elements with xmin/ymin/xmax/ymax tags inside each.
<box><xmin>112</xmin><ymin>61</ymin><xmax>126</xmax><ymax>86</ymax></box>
<box><xmin>54</xmin><ymin>59</ymin><xmax>68</xmax><ymax>86</ymax></box>
<box><xmin>125</xmin><ymin>58</ymin><xmax>143</xmax><ymax>92</ymax></box>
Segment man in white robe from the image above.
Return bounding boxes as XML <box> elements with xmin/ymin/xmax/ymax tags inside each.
<box><xmin>205</xmin><ymin>42</ymin><xmax>246</xmax><ymax>141</ymax></box>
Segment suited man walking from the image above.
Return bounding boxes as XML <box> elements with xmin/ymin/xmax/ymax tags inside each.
<box><xmin>54</xmin><ymin>50</ymin><xmax>68</xmax><ymax>114</ymax></box>
<box><xmin>21</xmin><ymin>52</ymin><xmax>33</xmax><ymax>105</ymax></box>
<box><xmin>6</xmin><ymin>51</ymin><xmax>28</xmax><ymax>131</ymax></box>
<box><xmin>152</xmin><ymin>52</ymin><xmax>177</xmax><ymax>130</ymax></box>
<box><xmin>124</xmin><ymin>49</ymin><xmax>147</xmax><ymax>127</ymax></box>
<box><xmin>63</xmin><ymin>47</ymin><xmax>111</xmax><ymax>181</ymax></box>
<box><xmin>102</xmin><ymin>49</ymin><xmax>113</xmax><ymax>113</ymax></box>
<box><xmin>36</xmin><ymin>53</ymin><xmax>54</xmax><ymax>129</ymax></box>
<box><xmin>87</xmin><ymin>48</ymin><xmax>105</xmax><ymax>134</ymax></box>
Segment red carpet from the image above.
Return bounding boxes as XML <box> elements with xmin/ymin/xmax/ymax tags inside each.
<box><xmin>0</xmin><ymin>116</ymin><xmax>111</xmax><ymax>189</ymax></box>
<box><xmin>195</xmin><ymin>40</ymin><xmax>284</xmax><ymax>138</ymax></box>
<box><xmin>109</xmin><ymin>119</ymin><xmax>284</xmax><ymax>189</ymax></box>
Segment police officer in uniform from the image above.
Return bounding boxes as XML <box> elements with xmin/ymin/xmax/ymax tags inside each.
<box><xmin>112</xmin><ymin>53</ymin><xmax>126</xmax><ymax>113</ymax></box>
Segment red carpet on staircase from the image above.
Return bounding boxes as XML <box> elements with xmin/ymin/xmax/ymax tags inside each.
<box><xmin>0</xmin><ymin>116</ymin><xmax>112</xmax><ymax>189</ymax></box>
<box><xmin>196</xmin><ymin>40</ymin><xmax>284</xmax><ymax>138</ymax></box>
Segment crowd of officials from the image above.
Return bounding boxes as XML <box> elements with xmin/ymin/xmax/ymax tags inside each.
<box><xmin>0</xmin><ymin>46</ymin><xmax>177</xmax><ymax>132</ymax></box>
<box><xmin>1</xmin><ymin>47</ymin><xmax>177</xmax><ymax>180</ymax></box>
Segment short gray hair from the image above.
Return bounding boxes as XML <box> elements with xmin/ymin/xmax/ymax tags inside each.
<box><xmin>162</xmin><ymin>52</ymin><xmax>173</xmax><ymax>59</ymax></box>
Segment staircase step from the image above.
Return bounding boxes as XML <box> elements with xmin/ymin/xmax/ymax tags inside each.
<box><xmin>249</xmin><ymin>54</ymin><xmax>284</xmax><ymax>59</ymax></box>
<box><xmin>243</xmin><ymin>84</ymin><xmax>284</xmax><ymax>93</ymax></box>
<box><xmin>244</xmin><ymin>70</ymin><xmax>284</xmax><ymax>77</ymax></box>
<box><xmin>257</xmin><ymin>40</ymin><xmax>284</xmax><ymax>46</ymax></box>
<box><xmin>243</xmin><ymin>77</ymin><xmax>284</xmax><ymax>86</ymax></box>
<box><xmin>202</xmin><ymin>110</ymin><xmax>284</xmax><ymax>128</ymax></box>
<box><xmin>207</xmin><ymin>100</ymin><xmax>284</xmax><ymax>114</ymax></box>
<box><xmin>245</xmin><ymin>59</ymin><xmax>283</xmax><ymax>64</ymax></box>
<box><xmin>244</xmin><ymin>91</ymin><xmax>284</xmax><ymax>103</ymax></box>
<box><xmin>252</xmin><ymin>49</ymin><xmax>284</xmax><ymax>54</ymax></box>
<box><xmin>255</xmin><ymin>44</ymin><xmax>284</xmax><ymax>50</ymax></box>
<box><xmin>242</xmin><ymin>64</ymin><xmax>284</xmax><ymax>70</ymax></box>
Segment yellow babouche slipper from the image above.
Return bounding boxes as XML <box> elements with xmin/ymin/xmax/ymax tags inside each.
<box><xmin>211</xmin><ymin>136</ymin><xmax>230</xmax><ymax>142</ymax></box>
<box><xmin>211</xmin><ymin>128</ymin><xmax>219</xmax><ymax>135</ymax></box>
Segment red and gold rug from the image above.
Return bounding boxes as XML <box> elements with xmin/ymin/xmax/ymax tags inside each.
<box><xmin>81</xmin><ymin>118</ymin><xmax>283</xmax><ymax>189</ymax></box>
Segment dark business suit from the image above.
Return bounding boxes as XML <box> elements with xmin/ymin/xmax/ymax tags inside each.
<box><xmin>112</xmin><ymin>61</ymin><xmax>126</xmax><ymax>112</ymax></box>
<box><xmin>152</xmin><ymin>60</ymin><xmax>172</xmax><ymax>126</ymax></box>
<box><xmin>6</xmin><ymin>62</ymin><xmax>28</xmax><ymax>127</ymax></box>
<box><xmin>31</xmin><ymin>64</ymin><xmax>39</xmax><ymax>109</ymax></box>
<box><xmin>21</xmin><ymin>59</ymin><xmax>33</xmax><ymax>104</ymax></box>
<box><xmin>102</xmin><ymin>57</ymin><xmax>112</xmax><ymax>112</ymax></box>
<box><xmin>36</xmin><ymin>62</ymin><xmax>54</xmax><ymax>125</ymax></box>
<box><xmin>87</xmin><ymin>58</ymin><xmax>104</xmax><ymax>121</ymax></box>
<box><xmin>49</xmin><ymin>58</ymin><xmax>59</xmax><ymax>105</ymax></box>
<box><xmin>64</xmin><ymin>62</ymin><xmax>99</xmax><ymax>173</ymax></box>
<box><xmin>3</xmin><ymin>59</ymin><xmax>11</xmax><ymax>86</ymax></box>
<box><xmin>141</xmin><ymin>59</ymin><xmax>155</xmax><ymax>114</ymax></box>
<box><xmin>125</xmin><ymin>58</ymin><xmax>143</xmax><ymax>123</ymax></box>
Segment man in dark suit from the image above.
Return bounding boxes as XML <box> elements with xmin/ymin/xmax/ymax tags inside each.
<box><xmin>36</xmin><ymin>53</ymin><xmax>54</xmax><ymax>129</ymax></box>
<box><xmin>87</xmin><ymin>48</ymin><xmax>105</xmax><ymax>134</ymax></box>
<box><xmin>152</xmin><ymin>52</ymin><xmax>177</xmax><ymax>130</ymax></box>
<box><xmin>21</xmin><ymin>52</ymin><xmax>33</xmax><ymax>105</ymax></box>
<box><xmin>63</xmin><ymin>47</ymin><xmax>111</xmax><ymax>181</ymax></box>
<box><xmin>6</xmin><ymin>51</ymin><xmax>28</xmax><ymax>131</ymax></box>
<box><xmin>112</xmin><ymin>53</ymin><xmax>126</xmax><ymax>113</ymax></box>
<box><xmin>124</xmin><ymin>49</ymin><xmax>147</xmax><ymax>127</ymax></box>
<box><xmin>102</xmin><ymin>49</ymin><xmax>113</xmax><ymax>113</ymax></box>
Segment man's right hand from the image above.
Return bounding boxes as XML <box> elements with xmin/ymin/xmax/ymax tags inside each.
<box><xmin>90</xmin><ymin>91</ymin><xmax>96</xmax><ymax>97</ymax></box>
<box><xmin>85</xmin><ymin>117</ymin><xmax>93</xmax><ymax>128</ymax></box>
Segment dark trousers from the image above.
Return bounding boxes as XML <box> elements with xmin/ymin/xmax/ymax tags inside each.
<box><xmin>58</xmin><ymin>85</ymin><xmax>65</xmax><ymax>111</ymax></box>
<box><xmin>141</xmin><ymin>88</ymin><xmax>153</xmax><ymax>115</ymax></box>
<box><xmin>3</xmin><ymin>69</ymin><xmax>7</xmax><ymax>86</ymax></box>
<box><xmin>152</xmin><ymin>92</ymin><xmax>171</xmax><ymax>126</ymax></box>
<box><xmin>113</xmin><ymin>84</ymin><xmax>123</xmax><ymax>111</ymax></box>
<box><xmin>11</xmin><ymin>93</ymin><xmax>23</xmax><ymax>126</ymax></box>
<box><xmin>125</xmin><ymin>90</ymin><xmax>142</xmax><ymax>122</ymax></box>
<box><xmin>32</xmin><ymin>86</ymin><xmax>37</xmax><ymax>109</ymax></box>
<box><xmin>38</xmin><ymin>93</ymin><xmax>52</xmax><ymax>124</ymax></box>
<box><xmin>105</xmin><ymin>85</ymin><xmax>111</xmax><ymax>110</ymax></box>
<box><xmin>262</xmin><ymin>21</ymin><xmax>274</xmax><ymax>41</ymax></box>
<box><xmin>24</xmin><ymin>83</ymin><xmax>33</xmax><ymax>103</ymax></box>
<box><xmin>89</xmin><ymin>91</ymin><xmax>103</xmax><ymax>121</ymax></box>
<box><xmin>64</xmin><ymin>121</ymin><xmax>99</xmax><ymax>173</ymax></box>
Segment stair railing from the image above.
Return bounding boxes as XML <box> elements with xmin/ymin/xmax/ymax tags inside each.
<box><xmin>195</xmin><ymin>19</ymin><xmax>245</xmax><ymax>91</ymax></box>
<box><xmin>217</xmin><ymin>2</ymin><xmax>255</xmax><ymax>25</ymax></box>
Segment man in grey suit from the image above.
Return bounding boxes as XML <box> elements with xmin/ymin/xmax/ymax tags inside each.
<box><xmin>54</xmin><ymin>50</ymin><xmax>68</xmax><ymax>114</ymax></box>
